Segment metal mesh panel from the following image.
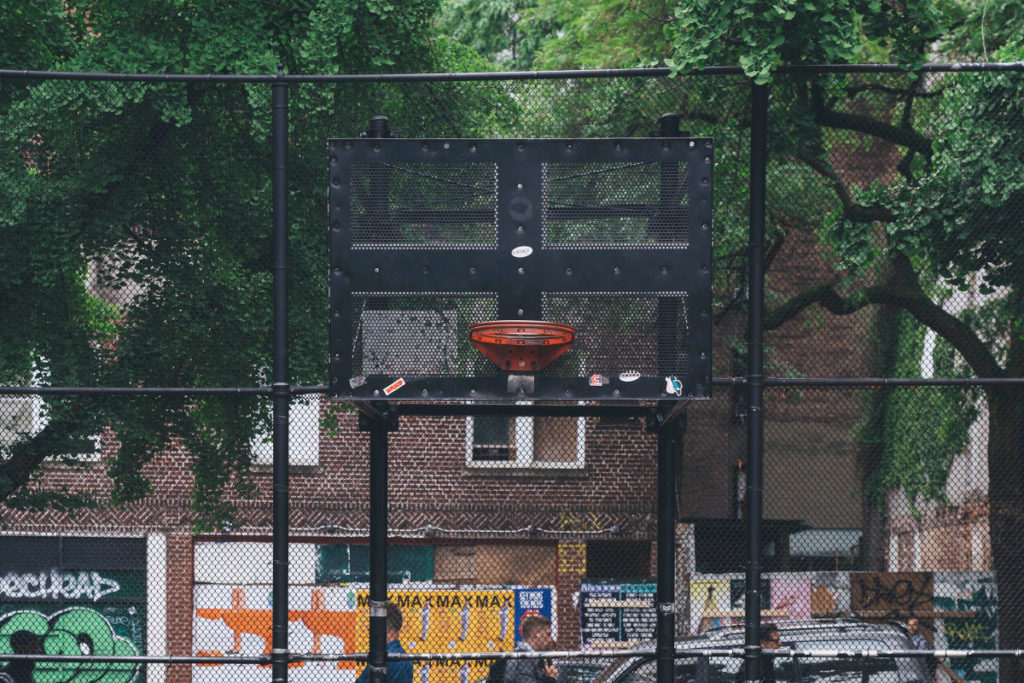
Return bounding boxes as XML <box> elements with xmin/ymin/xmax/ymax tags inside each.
<box><xmin>351</xmin><ymin>162</ymin><xmax>498</xmax><ymax>247</ymax></box>
<box><xmin>542</xmin><ymin>161</ymin><xmax>689</xmax><ymax>247</ymax></box>
<box><xmin>541</xmin><ymin>293</ymin><xmax>688</xmax><ymax>378</ymax></box>
<box><xmin>350</xmin><ymin>294</ymin><xmax>498</xmax><ymax>378</ymax></box>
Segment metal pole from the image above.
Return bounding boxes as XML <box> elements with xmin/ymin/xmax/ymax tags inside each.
<box><xmin>361</xmin><ymin>114</ymin><xmax>395</xmax><ymax>683</ymax></box>
<box><xmin>655</xmin><ymin>405</ymin><xmax>680</xmax><ymax>683</ymax></box>
<box><xmin>743</xmin><ymin>81</ymin><xmax>768</xmax><ymax>682</ymax></box>
<box><xmin>362</xmin><ymin>403</ymin><xmax>395</xmax><ymax>683</ymax></box>
<box><xmin>271</xmin><ymin>64</ymin><xmax>291</xmax><ymax>683</ymax></box>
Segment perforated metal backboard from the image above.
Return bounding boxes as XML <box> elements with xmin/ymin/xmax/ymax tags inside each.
<box><xmin>328</xmin><ymin>137</ymin><xmax>713</xmax><ymax>401</ymax></box>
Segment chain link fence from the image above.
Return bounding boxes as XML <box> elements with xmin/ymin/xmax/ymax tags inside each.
<box><xmin>1</xmin><ymin>64</ymin><xmax>1023</xmax><ymax>682</ymax></box>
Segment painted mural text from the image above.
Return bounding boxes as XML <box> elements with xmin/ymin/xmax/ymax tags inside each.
<box><xmin>0</xmin><ymin>571</ymin><xmax>120</xmax><ymax>603</ymax></box>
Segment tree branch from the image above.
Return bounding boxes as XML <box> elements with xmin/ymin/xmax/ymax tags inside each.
<box><xmin>765</xmin><ymin>277</ymin><xmax>1004</xmax><ymax>380</ymax></box>
<box><xmin>798</xmin><ymin>154</ymin><xmax>895</xmax><ymax>222</ymax></box>
<box><xmin>843</xmin><ymin>83</ymin><xmax>943</xmax><ymax>99</ymax></box>
<box><xmin>811</xmin><ymin>83</ymin><xmax>933</xmax><ymax>156</ymax></box>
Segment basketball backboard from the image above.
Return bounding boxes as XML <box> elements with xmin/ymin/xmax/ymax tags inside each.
<box><xmin>328</xmin><ymin>137</ymin><xmax>712</xmax><ymax>401</ymax></box>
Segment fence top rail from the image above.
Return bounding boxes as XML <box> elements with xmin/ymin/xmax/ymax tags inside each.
<box><xmin>2</xmin><ymin>61</ymin><xmax>1022</xmax><ymax>84</ymax></box>
<box><xmin>3</xmin><ymin>377</ymin><xmax>1023</xmax><ymax>397</ymax></box>
<box><xmin>2</xmin><ymin>647</ymin><xmax>1021</xmax><ymax>664</ymax></box>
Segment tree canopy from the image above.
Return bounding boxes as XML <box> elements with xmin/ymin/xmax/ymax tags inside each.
<box><xmin>0</xmin><ymin>0</ymin><xmax>464</xmax><ymax>527</ymax></box>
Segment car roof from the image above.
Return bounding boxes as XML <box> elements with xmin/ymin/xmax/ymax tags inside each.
<box><xmin>688</xmin><ymin>619</ymin><xmax>912</xmax><ymax>648</ymax></box>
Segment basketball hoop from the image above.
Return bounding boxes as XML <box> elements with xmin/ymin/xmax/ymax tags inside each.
<box><xmin>469</xmin><ymin>321</ymin><xmax>575</xmax><ymax>372</ymax></box>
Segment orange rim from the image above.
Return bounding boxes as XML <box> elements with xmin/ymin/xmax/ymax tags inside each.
<box><xmin>469</xmin><ymin>320</ymin><xmax>575</xmax><ymax>372</ymax></box>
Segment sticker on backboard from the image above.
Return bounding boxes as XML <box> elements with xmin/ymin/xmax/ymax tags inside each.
<box><xmin>511</xmin><ymin>246</ymin><xmax>533</xmax><ymax>258</ymax></box>
<box><xmin>589</xmin><ymin>374</ymin><xmax>609</xmax><ymax>387</ymax></box>
<box><xmin>618</xmin><ymin>371</ymin><xmax>641</xmax><ymax>383</ymax></box>
<box><xmin>383</xmin><ymin>378</ymin><xmax>406</xmax><ymax>396</ymax></box>
<box><xmin>665</xmin><ymin>376</ymin><xmax>683</xmax><ymax>396</ymax></box>
<box><xmin>349</xmin><ymin>375</ymin><xmax>367</xmax><ymax>389</ymax></box>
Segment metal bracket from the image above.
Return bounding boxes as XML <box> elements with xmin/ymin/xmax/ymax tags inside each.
<box><xmin>507</xmin><ymin>374</ymin><xmax>535</xmax><ymax>396</ymax></box>
<box><xmin>357</xmin><ymin>402</ymin><xmax>400</xmax><ymax>432</ymax></box>
<box><xmin>369</xmin><ymin>600</ymin><xmax>389</xmax><ymax>618</ymax></box>
<box><xmin>645</xmin><ymin>401</ymin><xmax>687</xmax><ymax>433</ymax></box>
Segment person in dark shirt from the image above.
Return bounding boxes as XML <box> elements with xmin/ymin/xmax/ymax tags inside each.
<box><xmin>504</xmin><ymin>615</ymin><xmax>558</xmax><ymax>683</ymax></box>
<box><xmin>356</xmin><ymin>601</ymin><xmax>413</xmax><ymax>683</ymax></box>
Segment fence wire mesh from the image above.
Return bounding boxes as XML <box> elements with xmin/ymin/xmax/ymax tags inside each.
<box><xmin>1</xmin><ymin>65</ymin><xmax>1023</xmax><ymax>683</ymax></box>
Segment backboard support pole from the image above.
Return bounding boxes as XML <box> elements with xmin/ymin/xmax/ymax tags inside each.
<box><xmin>360</xmin><ymin>401</ymin><xmax>399</xmax><ymax>683</ymax></box>
<box><xmin>649</xmin><ymin>400</ymin><xmax>683</xmax><ymax>683</ymax></box>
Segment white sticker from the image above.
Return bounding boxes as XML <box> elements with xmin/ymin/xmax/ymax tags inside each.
<box><xmin>383</xmin><ymin>378</ymin><xmax>406</xmax><ymax>396</ymax></box>
<box><xmin>618</xmin><ymin>371</ymin><xmax>641</xmax><ymax>383</ymax></box>
<box><xmin>511</xmin><ymin>246</ymin><xmax>533</xmax><ymax>258</ymax></box>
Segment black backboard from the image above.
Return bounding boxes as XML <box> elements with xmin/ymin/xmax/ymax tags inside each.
<box><xmin>328</xmin><ymin>138</ymin><xmax>712</xmax><ymax>401</ymax></box>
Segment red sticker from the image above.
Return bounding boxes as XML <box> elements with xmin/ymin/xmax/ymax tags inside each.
<box><xmin>383</xmin><ymin>378</ymin><xmax>406</xmax><ymax>396</ymax></box>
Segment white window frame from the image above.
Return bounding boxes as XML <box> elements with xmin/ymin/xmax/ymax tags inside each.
<box><xmin>464</xmin><ymin>405</ymin><xmax>585</xmax><ymax>469</ymax></box>
<box><xmin>251</xmin><ymin>395</ymin><xmax>320</xmax><ymax>466</ymax></box>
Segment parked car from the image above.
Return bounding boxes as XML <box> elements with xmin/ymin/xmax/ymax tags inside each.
<box><xmin>589</xmin><ymin>620</ymin><xmax>929</xmax><ymax>683</ymax></box>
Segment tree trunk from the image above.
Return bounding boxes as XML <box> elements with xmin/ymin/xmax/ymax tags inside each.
<box><xmin>858</xmin><ymin>305</ymin><xmax>902</xmax><ymax>571</ymax></box>
<box><xmin>986</xmin><ymin>387</ymin><xmax>1024</xmax><ymax>681</ymax></box>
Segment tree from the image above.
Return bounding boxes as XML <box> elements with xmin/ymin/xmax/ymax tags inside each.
<box><xmin>0</xmin><ymin>0</ymin><xmax>463</xmax><ymax>528</ymax></box>
<box><xmin>662</xmin><ymin>0</ymin><xmax>1024</xmax><ymax>674</ymax></box>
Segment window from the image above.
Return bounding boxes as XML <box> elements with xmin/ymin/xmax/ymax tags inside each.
<box><xmin>585</xmin><ymin>540</ymin><xmax>652</xmax><ymax>579</ymax></box>
<box><xmin>0</xmin><ymin>396</ymin><xmax>39</xmax><ymax>451</ymax></box>
<box><xmin>465</xmin><ymin>411</ymin><xmax>585</xmax><ymax>468</ymax></box>
<box><xmin>0</xmin><ymin>396</ymin><xmax>100</xmax><ymax>462</ymax></box>
<box><xmin>251</xmin><ymin>396</ymin><xmax>320</xmax><ymax>466</ymax></box>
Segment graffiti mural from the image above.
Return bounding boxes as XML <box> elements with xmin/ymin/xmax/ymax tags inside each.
<box><xmin>934</xmin><ymin>571</ymin><xmax>998</xmax><ymax>683</ymax></box>
<box><xmin>0</xmin><ymin>537</ymin><xmax>147</xmax><ymax>683</ymax></box>
<box><xmin>0</xmin><ymin>608</ymin><xmax>139</xmax><ymax>683</ymax></box>
<box><xmin>0</xmin><ymin>572</ymin><xmax>121</xmax><ymax>603</ymax></box>
<box><xmin>193</xmin><ymin>584</ymin><xmax>554</xmax><ymax>683</ymax></box>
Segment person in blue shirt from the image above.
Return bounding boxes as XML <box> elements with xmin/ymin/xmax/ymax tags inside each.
<box><xmin>356</xmin><ymin>601</ymin><xmax>413</xmax><ymax>683</ymax></box>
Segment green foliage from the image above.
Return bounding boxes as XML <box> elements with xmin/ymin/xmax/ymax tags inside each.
<box><xmin>523</xmin><ymin>0</ymin><xmax>677</xmax><ymax>69</ymax></box>
<box><xmin>434</xmin><ymin>0</ymin><xmax>540</xmax><ymax>69</ymax></box>
<box><xmin>433</xmin><ymin>0</ymin><xmax>678</xmax><ymax>71</ymax></box>
<box><xmin>937</xmin><ymin>0</ymin><xmax>1024</xmax><ymax>60</ymax></box>
<box><xmin>0</xmin><ymin>0</ymin><xmax>453</xmax><ymax>530</ymax></box>
<box><xmin>0</xmin><ymin>0</ymin><xmax>76</xmax><ymax>75</ymax></box>
<box><xmin>829</xmin><ymin>43</ymin><xmax>1024</xmax><ymax>304</ymax></box>
<box><xmin>664</xmin><ymin>0</ymin><xmax>945</xmax><ymax>83</ymax></box>
<box><xmin>865</xmin><ymin>313</ymin><xmax>977</xmax><ymax>517</ymax></box>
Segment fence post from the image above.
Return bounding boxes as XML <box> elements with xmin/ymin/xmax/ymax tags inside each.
<box><xmin>743</xmin><ymin>80</ymin><xmax>768</xmax><ymax>683</ymax></box>
<box><xmin>271</xmin><ymin>64</ymin><xmax>291</xmax><ymax>683</ymax></box>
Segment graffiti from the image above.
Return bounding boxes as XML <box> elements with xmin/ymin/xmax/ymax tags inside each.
<box><xmin>0</xmin><ymin>607</ymin><xmax>139</xmax><ymax>683</ymax></box>
<box><xmin>851</xmin><ymin>572</ymin><xmax>932</xmax><ymax>618</ymax></box>
<box><xmin>944</xmin><ymin>620</ymin><xmax>993</xmax><ymax>644</ymax></box>
<box><xmin>0</xmin><ymin>572</ymin><xmax>120</xmax><ymax>603</ymax></box>
<box><xmin>935</xmin><ymin>571</ymin><xmax>998</xmax><ymax>683</ymax></box>
<box><xmin>554</xmin><ymin>511</ymin><xmax>601</xmax><ymax>532</ymax></box>
<box><xmin>194</xmin><ymin>585</ymin><xmax>552</xmax><ymax>683</ymax></box>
